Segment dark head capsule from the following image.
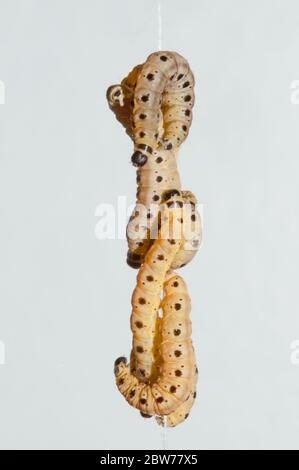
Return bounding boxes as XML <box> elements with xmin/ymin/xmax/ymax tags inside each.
<box><xmin>162</xmin><ymin>189</ymin><xmax>181</xmax><ymax>201</ymax></box>
<box><xmin>114</xmin><ymin>356</ymin><xmax>127</xmax><ymax>374</ymax></box>
<box><xmin>131</xmin><ymin>151</ymin><xmax>148</xmax><ymax>167</ymax></box>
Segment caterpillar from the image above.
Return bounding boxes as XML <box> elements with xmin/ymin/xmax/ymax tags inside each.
<box><xmin>107</xmin><ymin>53</ymin><xmax>201</xmax><ymax>270</ymax></box>
<box><xmin>115</xmin><ymin>259</ymin><xmax>197</xmax><ymax>418</ymax></box>
<box><xmin>126</xmin><ymin>149</ymin><xmax>202</xmax><ymax>271</ymax></box>
<box><xmin>156</xmin><ymin>365</ymin><xmax>198</xmax><ymax>427</ymax></box>
<box><xmin>107</xmin><ymin>51</ymin><xmax>200</xmax><ymax>427</ymax></box>
<box><xmin>115</xmin><ymin>193</ymin><xmax>198</xmax><ymax>424</ymax></box>
<box><xmin>108</xmin><ymin>51</ymin><xmax>195</xmax><ymax>159</ymax></box>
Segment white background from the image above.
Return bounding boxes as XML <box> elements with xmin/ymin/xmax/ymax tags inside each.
<box><xmin>0</xmin><ymin>0</ymin><xmax>299</xmax><ymax>450</ymax></box>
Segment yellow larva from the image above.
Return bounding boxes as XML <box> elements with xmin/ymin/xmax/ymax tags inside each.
<box><xmin>107</xmin><ymin>51</ymin><xmax>200</xmax><ymax>427</ymax></box>
<box><xmin>107</xmin><ymin>53</ymin><xmax>201</xmax><ymax>270</ymax></box>
<box><xmin>108</xmin><ymin>51</ymin><xmax>195</xmax><ymax>164</ymax></box>
<box><xmin>130</xmin><ymin>194</ymin><xmax>185</xmax><ymax>381</ymax></box>
<box><xmin>114</xmin><ymin>269</ymin><xmax>196</xmax><ymax>418</ymax></box>
<box><xmin>126</xmin><ymin>152</ymin><xmax>201</xmax><ymax>270</ymax></box>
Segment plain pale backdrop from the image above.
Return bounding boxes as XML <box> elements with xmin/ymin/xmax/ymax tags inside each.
<box><xmin>0</xmin><ymin>0</ymin><xmax>299</xmax><ymax>450</ymax></box>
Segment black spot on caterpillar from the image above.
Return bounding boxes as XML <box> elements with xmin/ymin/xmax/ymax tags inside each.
<box><xmin>116</xmin><ymin>272</ymin><xmax>197</xmax><ymax>418</ymax></box>
<box><xmin>131</xmin><ymin>151</ymin><xmax>148</xmax><ymax>167</ymax></box>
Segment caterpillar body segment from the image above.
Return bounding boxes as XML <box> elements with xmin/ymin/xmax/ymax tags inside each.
<box><xmin>115</xmin><ymin>272</ymin><xmax>196</xmax><ymax>418</ymax></box>
<box><xmin>107</xmin><ymin>53</ymin><xmax>200</xmax><ymax>271</ymax></box>
<box><xmin>107</xmin><ymin>51</ymin><xmax>195</xmax><ymax>162</ymax></box>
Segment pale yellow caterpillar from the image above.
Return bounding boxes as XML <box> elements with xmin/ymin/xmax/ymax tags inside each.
<box><xmin>107</xmin><ymin>52</ymin><xmax>200</xmax><ymax>271</ymax></box>
<box><xmin>115</xmin><ymin>264</ymin><xmax>196</xmax><ymax>419</ymax></box>
<box><xmin>131</xmin><ymin>51</ymin><xmax>195</xmax><ymax>162</ymax></box>
<box><xmin>130</xmin><ymin>192</ymin><xmax>186</xmax><ymax>381</ymax></box>
<box><xmin>107</xmin><ymin>51</ymin><xmax>200</xmax><ymax>427</ymax></box>
<box><xmin>126</xmin><ymin>149</ymin><xmax>201</xmax><ymax>271</ymax></box>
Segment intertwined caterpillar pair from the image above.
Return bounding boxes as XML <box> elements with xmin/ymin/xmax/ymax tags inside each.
<box><xmin>107</xmin><ymin>51</ymin><xmax>201</xmax><ymax>427</ymax></box>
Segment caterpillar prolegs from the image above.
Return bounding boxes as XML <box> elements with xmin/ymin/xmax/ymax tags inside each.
<box><xmin>107</xmin><ymin>51</ymin><xmax>200</xmax><ymax>427</ymax></box>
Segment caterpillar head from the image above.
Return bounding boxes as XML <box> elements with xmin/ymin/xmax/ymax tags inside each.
<box><xmin>131</xmin><ymin>144</ymin><xmax>153</xmax><ymax>168</ymax></box>
<box><xmin>114</xmin><ymin>356</ymin><xmax>127</xmax><ymax>376</ymax></box>
<box><xmin>107</xmin><ymin>84</ymin><xmax>135</xmax><ymax>141</ymax></box>
<box><xmin>160</xmin><ymin>189</ymin><xmax>185</xmax><ymax>241</ymax></box>
<box><xmin>107</xmin><ymin>85</ymin><xmax>124</xmax><ymax>107</ymax></box>
<box><xmin>162</xmin><ymin>189</ymin><xmax>181</xmax><ymax>202</ymax></box>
